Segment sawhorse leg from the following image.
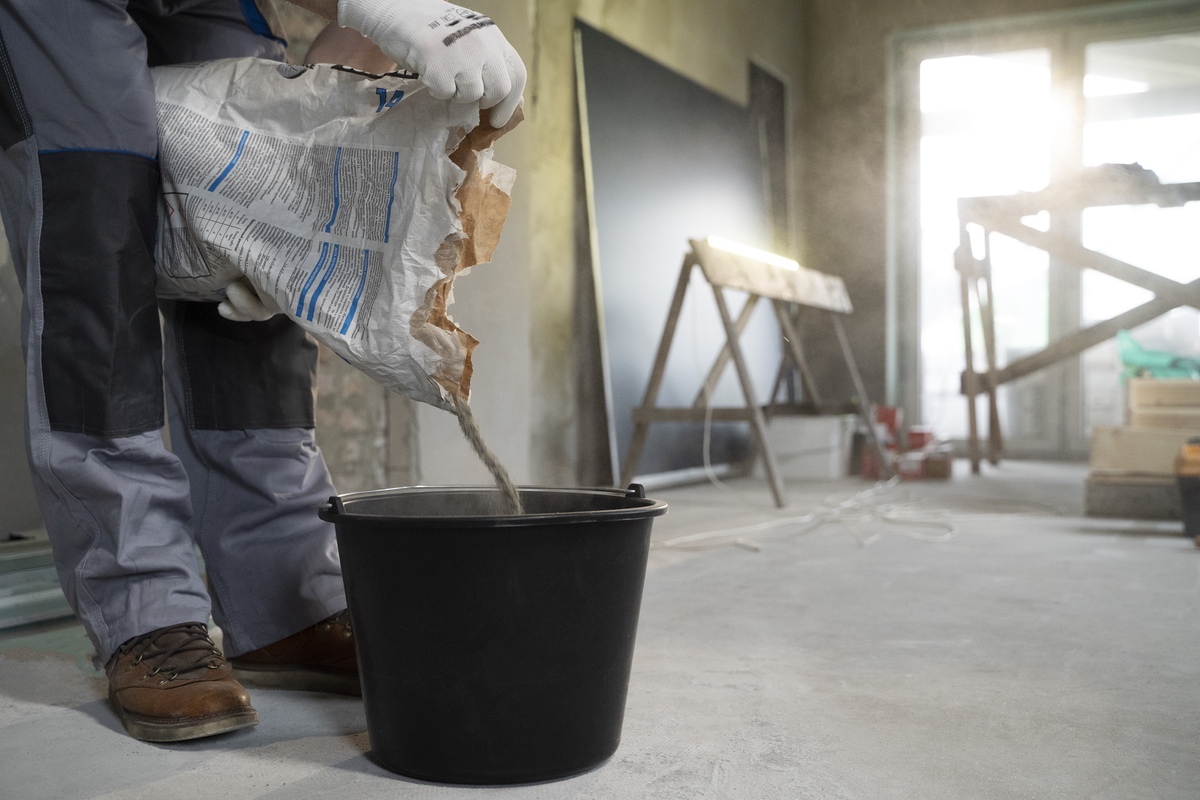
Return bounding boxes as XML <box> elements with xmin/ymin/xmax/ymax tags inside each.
<box><xmin>711</xmin><ymin>284</ymin><xmax>786</xmax><ymax>507</ymax></box>
<box><xmin>773</xmin><ymin>300</ymin><xmax>824</xmax><ymax>410</ymax></box>
<box><xmin>957</xmin><ymin>246</ymin><xmax>983</xmax><ymax>475</ymax></box>
<box><xmin>831</xmin><ymin>314</ymin><xmax>892</xmax><ymax>480</ymax></box>
<box><xmin>620</xmin><ymin>258</ymin><xmax>695</xmax><ymax>487</ymax></box>
<box><xmin>978</xmin><ymin>240</ymin><xmax>1004</xmax><ymax>466</ymax></box>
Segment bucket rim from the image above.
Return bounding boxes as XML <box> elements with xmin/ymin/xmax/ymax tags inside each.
<box><xmin>318</xmin><ymin>484</ymin><xmax>668</xmax><ymax>528</ymax></box>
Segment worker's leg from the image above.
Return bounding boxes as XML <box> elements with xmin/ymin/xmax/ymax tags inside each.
<box><xmin>0</xmin><ymin>0</ymin><xmax>209</xmax><ymax>663</ymax></box>
<box><xmin>160</xmin><ymin>301</ymin><xmax>345</xmax><ymax>657</ymax></box>
<box><xmin>141</xmin><ymin>0</ymin><xmax>346</xmax><ymax>657</ymax></box>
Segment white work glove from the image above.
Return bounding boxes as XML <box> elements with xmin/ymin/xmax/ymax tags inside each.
<box><xmin>218</xmin><ymin>279</ymin><xmax>280</xmax><ymax>323</ymax></box>
<box><xmin>338</xmin><ymin>0</ymin><xmax>526</xmax><ymax>127</ymax></box>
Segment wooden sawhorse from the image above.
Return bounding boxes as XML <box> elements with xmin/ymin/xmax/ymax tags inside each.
<box><xmin>619</xmin><ymin>237</ymin><xmax>891</xmax><ymax>507</ymax></box>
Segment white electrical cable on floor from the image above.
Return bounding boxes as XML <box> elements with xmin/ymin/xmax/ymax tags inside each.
<box><xmin>652</xmin><ymin>480</ymin><xmax>1063</xmax><ymax>553</ymax></box>
<box><xmin>659</xmin><ymin>382</ymin><xmax>1063</xmax><ymax>552</ymax></box>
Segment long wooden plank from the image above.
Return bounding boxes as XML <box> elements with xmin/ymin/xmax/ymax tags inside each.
<box><xmin>691</xmin><ymin>237</ymin><xmax>853</xmax><ymax>313</ymax></box>
<box><xmin>966</xmin><ymin>278</ymin><xmax>1200</xmax><ymax>392</ymax></box>
<box><xmin>986</xmin><ymin>216</ymin><xmax>1200</xmax><ymax>308</ymax></box>
<box><xmin>573</xmin><ymin>28</ymin><xmax>620</xmax><ymax>485</ymax></box>
<box><xmin>961</xmin><ymin>180</ymin><xmax>1200</xmax><ymax>219</ymax></box>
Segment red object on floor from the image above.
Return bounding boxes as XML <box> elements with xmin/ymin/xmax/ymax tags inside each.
<box><xmin>907</xmin><ymin>426</ymin><xmax>935</xmax><ymax>450</ymax></box>
<box><xmin>860</xmin><ymin>446</ymin><xmax>896</xmax><ymax>480</ymax></box>
<box><xmin>897</xmin><ymin>452</ymin><xmax>926</xmax><ymax>481</ymax></box>
<box><xmin>874</xmin><ymin>405</ymin><xmax>903</xmax><ymax>438</ymax></box>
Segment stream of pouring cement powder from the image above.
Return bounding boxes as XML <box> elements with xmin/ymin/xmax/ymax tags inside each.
<box><xmin>454</xmin><ymin>396</ymin><xmax>524</xmax><ymax>515</ymax></box>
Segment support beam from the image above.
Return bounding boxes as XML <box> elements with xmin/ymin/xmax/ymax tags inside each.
<box><xmin>712</xmin><ymin>283</ymin><xmax>785</xmax><ymax>507</ymax></box>
<box><xmin>619</xmin><ymin>258</ymin><xmax>695</xmax><ymax>487</ymax></box>
<box><xmin>964</xmin><ymin>276</ymin><xmax>1200</xmax><ymax>392</ymax></box>
<box><xmin>692</xmin><ymin>294</ymin><xmax>760</xmax><ymax>408</ymax></box>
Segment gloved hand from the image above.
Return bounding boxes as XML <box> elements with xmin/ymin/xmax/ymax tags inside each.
<box><xmin>218</xmin><ymin>279</ymin><xmax>280</xmax><ymax>323</ymax></box>
<box><xmin>337</xmin><ymin>0</ymin><xmax>526</xmax><ymax>127</ymax></box>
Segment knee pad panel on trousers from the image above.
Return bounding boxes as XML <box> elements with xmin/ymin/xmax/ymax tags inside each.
<box><xmin>171</xmin><ymin>301</ymin><xmax>318</xmax><ymax>430</ymax></box>
<box><xmin>38</xmin><ymin>152</ymin><xmax>164</xmax><ymax>436</ymax></box>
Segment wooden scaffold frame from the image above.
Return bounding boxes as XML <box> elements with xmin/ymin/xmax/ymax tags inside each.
<box><xmin>956</xmin><ymin>167</ymin><xmax>1200</xmax><ymax>473</ymax></box>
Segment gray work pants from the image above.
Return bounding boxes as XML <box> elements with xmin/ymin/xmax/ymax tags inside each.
<box><xmin>0</xmin><ymin>0</ymin><xmax>347</xmax><ymax>662</ymax></box>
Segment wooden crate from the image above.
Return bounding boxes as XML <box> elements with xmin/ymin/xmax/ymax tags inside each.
<box><xmin>1129</xmin><ymin>406</ymin><xmax>1200</xmax><ymax>430</ymax></box>
<box><xmin>1128</xmin><ymin>378</ymin><xmax>1200</xmax><ymax>409</ymax></box>
<box><xmin>1089</xmin><ymin>426</ymin><xmax>1198</xmax><ymax>476</ymax></box>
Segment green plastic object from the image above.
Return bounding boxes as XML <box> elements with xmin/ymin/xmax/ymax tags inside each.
<box><xmin>1118</xmin><ymin>330</ymin><xmax>1200</xmax><ymax>379</ymax></box>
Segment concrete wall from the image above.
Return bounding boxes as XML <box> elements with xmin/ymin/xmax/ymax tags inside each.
<box><xmin>798</xmin><ymin>0</ymin><xmax>1140</xmax><ymax>410</ymax></box>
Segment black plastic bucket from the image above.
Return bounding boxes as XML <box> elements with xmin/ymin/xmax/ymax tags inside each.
<box><xmin>319</xmin><ymin>484</ymin><xmax>668</xmax><ymax>785</ymax></box>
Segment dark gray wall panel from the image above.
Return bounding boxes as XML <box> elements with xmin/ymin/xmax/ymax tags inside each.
<box><xmin>578</xmin><ymin>21</ymin><xmax>780</xmax><ymax>477</ymax></box>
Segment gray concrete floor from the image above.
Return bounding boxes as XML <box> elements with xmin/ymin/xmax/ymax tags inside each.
<box><xmin>2</xmin><ymin>461</ymin><xmax>1197</xmax><ymax>799</ymax></box>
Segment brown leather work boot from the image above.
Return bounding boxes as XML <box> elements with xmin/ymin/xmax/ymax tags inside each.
<box><xmin>106</xmin><ymin>622</ymin><xmax>258</xmax><ymax>742</ymax></box>
<box><xmin>231</xmin><ymin>610</ymin><xmax>361</xmax><ymax>696</ymax></box>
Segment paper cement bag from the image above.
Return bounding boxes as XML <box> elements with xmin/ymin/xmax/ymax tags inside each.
<box><xmin>151</xmin><ymin>58</ymin><xmax>520</xmax><ymax>410</ymax></box>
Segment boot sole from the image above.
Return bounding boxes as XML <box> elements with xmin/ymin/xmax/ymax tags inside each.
<box><xmin>232</xmin><ymin>664</ymin><xmax>362</xmax><ymax>697</ymax></box>
<box><xmin>109</xmin><ymin>688</ymin><xmax>259</xmax><ymax>743</ymax></box>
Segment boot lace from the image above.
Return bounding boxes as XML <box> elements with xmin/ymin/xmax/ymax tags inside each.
<box><xmin>317</xmin><ymin>609</ymin><xmax>353</xmax><ymax>636</ymax></box>
<box><xmin>119</xmin><ymin>623</ymin><xmax>226</xmax><ymax>682</ymax></box>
